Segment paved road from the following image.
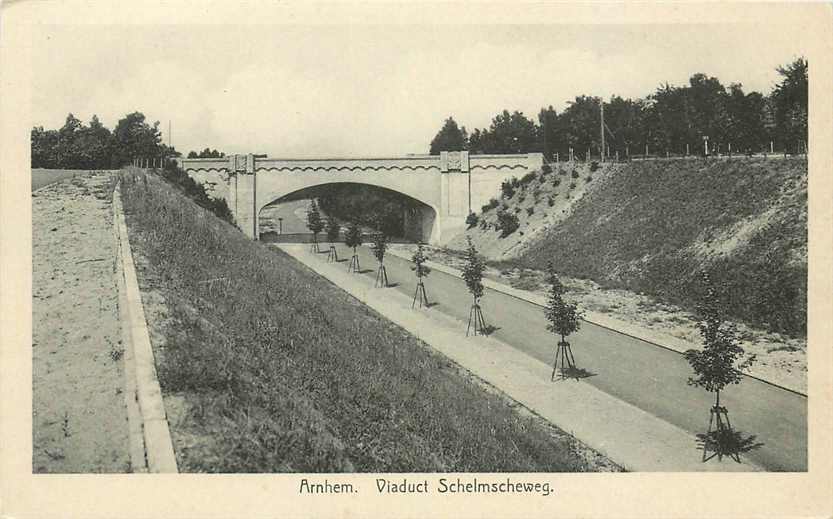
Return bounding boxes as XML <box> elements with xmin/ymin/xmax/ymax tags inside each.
<box><xmin>260</xmin><ymin>199</ymin><xmax>312</xmax><ymax>234</ymax></box>
<box><xmin>315</xmin><ymin>241</ymin><xmax>807</xmax><ymax>471</ymax></box>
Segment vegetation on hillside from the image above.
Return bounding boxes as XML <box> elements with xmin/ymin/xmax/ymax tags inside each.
<box><xmin>429</xmin><ymin>58</ymin><xmax>807</xmax><ymax>159</ymax></box>
<box><xmin>515</xmin><ymin>158</ymin><xmax>807</xmax><ymax>337</ymax></box>
<box><xmin>120</xmin><ymin>171</ymin><xmax>596</xmax><ymax>472</ymax></box>
<box><xmin>152</xmin><ymin>163</ymin><xmax>235</xmax><ymax>225</ymax></box>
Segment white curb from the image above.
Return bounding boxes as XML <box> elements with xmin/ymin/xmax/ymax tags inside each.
<box><xmin>114</xmin><ymin>182</ymin><xmax>178</xmax><ymax>473</ymax></box>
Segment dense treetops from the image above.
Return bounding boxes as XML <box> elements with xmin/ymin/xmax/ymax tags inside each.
<box><xmin>428</xmin><ymin>58</ymin><xmax>808</xmax><ymax>159</ymax></box>
<box><xmin>187</xmin><ymin>148</ymin><xmax>225</xmax><ymax>159</ymax></box>
<box><xmin>31</xmin><ymin>110</ymin><xmax>227</xmax><ymax>170</ymax></box>
<box><xmin>31</xmin><ymin>112</ymin><xmax>178</xmax><ymax>169</ymax></box>
<box><xmin>317</xmin><ymin>184</ymin><xmax>414</xmax><ymax>237</ymax></box>
<box><xmin>429</xmin><ymin>117</ymin><xmax>469</xmax><ymax>155</ymax></box>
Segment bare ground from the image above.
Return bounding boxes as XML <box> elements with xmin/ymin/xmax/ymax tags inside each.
<box><xmin>32</xmin><ymin>172</ymin><xmax>129</xmax><ymax>473</ymax></box>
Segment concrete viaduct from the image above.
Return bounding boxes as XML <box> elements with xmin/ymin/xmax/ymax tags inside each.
<box><xmin>180</xmin><ymin>151</ymin><xmax>543</xmax><ymax>245</ymax></box>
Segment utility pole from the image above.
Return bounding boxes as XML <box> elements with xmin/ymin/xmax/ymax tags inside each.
<box><xmin>600</xmin><ymin>99</ymin><xmax>605</xmax><ymax>163</ymax></box>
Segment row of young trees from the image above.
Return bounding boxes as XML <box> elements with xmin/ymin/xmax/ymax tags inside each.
<box><xmin>307</xmin><ymin>214</ymin><xmax>756</xmax><ymax>463</ymax></box>
<box><xmin>430</xmin><ymin>58</ymin><xmax>808</xmax><ymax>159</ymax></box>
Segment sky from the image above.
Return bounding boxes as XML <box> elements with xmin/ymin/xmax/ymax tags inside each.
<box><xmin>32</xmin><ymin>23</ymin><xmax>808</xmax><ymax>158</ymax></box>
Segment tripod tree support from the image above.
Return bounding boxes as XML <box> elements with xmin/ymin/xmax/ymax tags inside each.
<box><xmin>411</xmin><ymin>243</ymin><xmax>432</xmax><ymax>308</ymax></box>
<box><xmin>306</xmin><ymin>199</ymin><xmax>324</xmax><ymax>253</ymax></box>
<box><xmin>551</xmin><ymin>341</ymin><xmax>577</xmax><ymax>381</ymax></box>
<box><xmin>544</xmin><ymin>262</ymin><xmax>583</xmax><ymax>380</ymax></box>
<box><xmin>701</xmin><ymin>398</ymin><xmax>740</xmax><ymax>463</ymax></box>
<box><xmin>326</xmin><ymin>216</ymin><xmax>340</xmax><ymax>263</ymax></box>
<box><xmin>683</xmin><ymin>271</ymin><xmax>755</xmax><ymax>463</ymax></box>
<box><xmin>462</xmin><ymin>237</ymin><xmax>488</xmax><ymax>336</ymax></box>
<box><xmin>344</xmin><ymin>220</ymin><xmax>363</xmax><ymax>274</ymax></box>
<box><xmin>466</xmin><ymin>299</ymin><xmax>487</xmax><ymax>337</ymax></box>
<box><xmin>370</xmin><ymin>230</ymin><xmax>389</xmax><ymax>288</ymax></box>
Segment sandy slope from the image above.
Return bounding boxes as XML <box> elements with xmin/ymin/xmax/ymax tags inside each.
<box><xmin>31</xmin><ymin>172</ymin><xmax>129</xmax><ymax>473</ymax></box>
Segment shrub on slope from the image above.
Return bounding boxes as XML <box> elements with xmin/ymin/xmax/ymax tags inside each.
<box><xmin>120</xmin><ymin>171</ymin><xmax>595</xmax><ymax>473</ymax></box>
<box><xmin>518</xmin><ymin>158</ymin><xmax>807</xmax><ymax>336</ymax></box>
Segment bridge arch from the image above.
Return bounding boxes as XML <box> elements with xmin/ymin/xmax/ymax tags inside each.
<box><xmin>256</xmin><ymin>180</ymin><xmax>439</xmax><ymax>243</ymax></box>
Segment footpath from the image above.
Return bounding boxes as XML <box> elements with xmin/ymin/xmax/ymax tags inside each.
<box><xmin>31</xmin><ymin>172</ymin><xmax>176</xmax><ymax>473</ymax></box>
<box><xmin>279</xmin><ymin>244</ymin><xmax>762</xmax><ymax>472</ymax></box>
<box><xmin>32</xmin><ymin>173</ymin><xmax>129</xmax><ymax>472</ymax></box>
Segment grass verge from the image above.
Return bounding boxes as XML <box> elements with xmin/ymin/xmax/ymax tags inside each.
<box><xmin>120</xmin><ymin>169</ymin><xmax>604</xmax><ymax>472</ymax></box>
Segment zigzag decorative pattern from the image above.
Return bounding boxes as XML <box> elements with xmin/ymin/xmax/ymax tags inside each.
<box><xmin>185</xmin><ymin>167</ymin><xmax>230</xmax><ymax>174</ymax></box>
<box><xmin>469</xmin><ymin>164</ymin><xmax>527</xmax><ymax>170</ymax></box>
<box><xmin>255</xmin><ymin>165</ymin><xmax>440</xmax><ymax>173</ymax></box>
<box><xmin>186</xmin><ymin>163</ymin><xmax>524</xmax><ymax>173</ymax></box>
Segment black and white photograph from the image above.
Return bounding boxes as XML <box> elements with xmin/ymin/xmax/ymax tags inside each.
<box><xmin>1</xmin><ymin>2</ymin><xmax>831</xmax><ymax>518</ymax></box>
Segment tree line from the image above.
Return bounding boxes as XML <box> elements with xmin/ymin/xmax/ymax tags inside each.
<box><xmin>430</xmin><ymin>58</ymin><xmax>808</xmax><ymax>159</ymax></box>
<box><xmin>31</xmin><ymin>111</ymin><xmax>228</xmax><ymax>169</ymax></box>
<box><xmin>31</xmin><ymin>111</ymin><xmax>183</xmax><ymax>169</ymax></box>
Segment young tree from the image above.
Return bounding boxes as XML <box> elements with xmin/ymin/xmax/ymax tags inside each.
<box><xmin>370</xmin><ymin>230</ymin><xmax>389</xmax><ymax>287</ymax></box>
<box><xmin>462</xmin><ymin>237</ymin><xmax>488</xmax><ymax>336</ymax></box>
<box><xmin>544</xmin><ymin>262</ymin><xmax>584</xmax><ymax>380</ymax></box>
<box><xmin>344</xmin><ymin>220</ymin><xmax>363</xmax><ymax>273</ymax></box>
<box><xmin>325</xmin><ymin>216</ymin><xmax>340</xmax><ymax>262</ymax></box>
<box><xmin>411</xmin><ymin>243</ymin><xmax>431</xmax><ymax>308</ymax></box>
<box><xmin>684</xmin><ymin>272</ymin><xmax>755</xmax><ymax>461</ymax></box>
<box><xmin>306</xmin><ymin>199</ymin><xmax>324</xmax><ymax>253</ymax></box>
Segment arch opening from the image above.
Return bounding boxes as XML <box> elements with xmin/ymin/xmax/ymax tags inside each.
<box><xmin>257</xmin><ymin>182</ymin><xmax>438</xmax><ymax>244</ymax></box>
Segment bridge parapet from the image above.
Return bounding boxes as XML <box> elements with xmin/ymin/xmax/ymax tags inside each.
<box><xmin>256</xmin><ymin>155</ymin><xmax>441</xmax><ymax>173</ymax></box>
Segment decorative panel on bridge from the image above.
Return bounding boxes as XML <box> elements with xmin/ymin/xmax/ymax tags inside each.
<box><xmin>180</xmin><ymin>152</ymin><xmax>543</xmax><ymax>245</ymax></box>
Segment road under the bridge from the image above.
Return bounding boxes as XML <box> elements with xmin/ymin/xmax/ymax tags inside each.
<box><xmin>277</xmin><ymin>239</ymin><xmax>807</xmax><ymax>472</ymax></box>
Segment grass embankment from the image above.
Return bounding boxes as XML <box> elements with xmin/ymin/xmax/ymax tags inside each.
<box><xmin>120</xmin><ymin>169</ymin><xmax>597</xmax><ymax>472</ymax></box>
<box><xmin>449</xmin><ymin>161</ymin><xmax>620</xmax><ymax>261</ymax></box>
<box><xmin>512</xmin><ymin>158</ymin><xmax>807</xmax><ymax>337</ymax></box>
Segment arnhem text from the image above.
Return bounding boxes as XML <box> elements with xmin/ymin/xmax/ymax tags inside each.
<box><xmin>299</xmin><ymin>478</ymin><xmax>553</xmax><ymax>497</ymax></box>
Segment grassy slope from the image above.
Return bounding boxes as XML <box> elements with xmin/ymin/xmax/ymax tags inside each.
<box><xmin>120</xmin><ymin>170</ymin><xmax>599</xmax><ymax>473</ymax></box>
<box><xmin>448</xmin><ymin>162</ymin><xmax>622</xmax><ymax>260</ymax></box>
<box><xmin>509</xmin><ymin>158</ymin><xmax>807</xmax><ymax>337</ymax></box>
